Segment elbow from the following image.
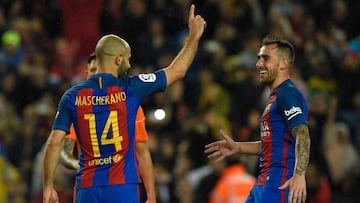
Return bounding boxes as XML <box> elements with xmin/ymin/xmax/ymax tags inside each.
<box><xmin>176</xmin><ymin>69</ymin><xmax>187</xmax><ymax>79</ymax></box>
<box><xmin>170</xmin><ymin>65</ymin><xmax>187</xmax><ymax>80</ymax></box>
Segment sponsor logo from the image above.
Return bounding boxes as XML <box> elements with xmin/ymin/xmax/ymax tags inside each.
<box><xmin>88</xmin><ymin>154</ymin><xmax>122</xmax><ymax>166</ymax></box>
<box><xmin>284</xmin><ymin>106</ymin><xmax>302</xmax><ymax>120</ymax></box>
<box><xmin>139</xmin><ymin>73</ymin><xmax>156</xmax><ymax>82</ymax></box>
<box><xmin>260</xmin><ymin>121</ymin><xmax>271</xmax><ymax>137</ymax></box>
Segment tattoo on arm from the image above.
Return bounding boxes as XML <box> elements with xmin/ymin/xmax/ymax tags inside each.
<box><xmin>291</xmin><ymin>124</ymin><xmax>311</xmax><ymax>175</ymax></box>
<box><xmin>63</xmin><ymin>139</ymin><xmax>76</xmax><ymax>154</ymax></box>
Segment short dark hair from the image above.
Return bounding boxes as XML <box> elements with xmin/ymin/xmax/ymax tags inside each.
<box><xmin>261</xmin><ymin>35</ymin><xmax>295</xmax><ymax>64</ymax></box>
<box><xmin>87</xmin><ymin>52</ymin><xmax>96</xmax><ymax>64</ymax></box>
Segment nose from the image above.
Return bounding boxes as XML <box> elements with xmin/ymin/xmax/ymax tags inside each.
<box><xmin>256</xmin><ymin>59</ymin><xmax>263</xmax><ymax>69</ymax></box>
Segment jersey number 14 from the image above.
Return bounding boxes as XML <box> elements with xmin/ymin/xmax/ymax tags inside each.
<box><xmin>84</xmin><ymin>110</ymin><xmax>123</xmax><ymax>157</ymax></box>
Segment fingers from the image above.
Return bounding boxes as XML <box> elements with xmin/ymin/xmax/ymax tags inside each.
<box><xmin>219</xmin><ymin>129</ymin><xmax>229</xmax><ymax>140</ymax></box>
<box><xmin>188</xmin><ymin>4</ymin><xmax>195</xmax><ymax>21</ymax></box>
<box><xmin>292</xmin><ymin>188</ymin><xmax>306</xmax><ymax>203</ymax></box>
<box><xmin>204</xmin><ymin>141</ymin><xmax>221</xmax><ymax>154</ymax></box>
<box><xmin>287</xmin><ymin>186</ymin><xmax>306</xmax><ymax>203</ymax></box>
<box><xmin>289</xmin><ymin>192</ymin><xmax>305</xmax><ymax>203</ymax></box>
<box><xmin>205</xmin><ymin>140</ymin><xmax>221</xmax><ymax>149</ymax></box>
<box><xmin>219</xmin><ymin>129</ymin><xmax>234</xmax><ymax>145</ymax></box>
<box><xmin>206</xmin><ymin>151</ymin><xmax>225</xmax><ymax>162</ymax></box>
<box><xmin>278</xmin><ymin>180</ymin><xmax>288</xmax><ymax>190</ymax></box>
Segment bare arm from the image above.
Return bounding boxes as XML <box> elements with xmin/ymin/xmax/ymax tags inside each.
<box><xmin>163</xmin><ymin>4</ymin><xmax>206</xmax><ymax>86</ymax></box>
<box><xmin>292</xmin><ymin>124</ymin><xmax>311</xmax><ymax>175</ymax></box>
<box><xmin>43</xmin><ymin>129</ymin><xmax>66</xmax><ymax>203</ymax></box>
<box><xmin>59</xmin><ymin>138</ymin><xmax>79</xmax><ymax>170</ymax></box>
<box><xmin>205</xmin><ymin>130</ymin><xmax>262</xmax><ymax>162</ymax></box>
<box><xmin>278</xmin><ymin>124</ymin><xmax>311</xmax><ymax>202</ymax></box>
<box><xmin>136</xmin><ymin>142</ymin><xmax>156</xmax><ymax>203</ymax></box>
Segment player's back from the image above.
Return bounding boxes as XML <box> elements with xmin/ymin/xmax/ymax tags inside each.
<box><xmin>67</xmin><ymin>73</ymin><xmax>141</xmax><ymax>189</ymax></box>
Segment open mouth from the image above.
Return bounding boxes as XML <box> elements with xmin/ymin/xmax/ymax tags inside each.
<box><xmin>259</xmin><ymin>70</ymin><xmax>267</xmax><ymax>76</ymax></box>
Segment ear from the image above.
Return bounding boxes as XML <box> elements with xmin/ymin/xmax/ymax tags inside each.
<box><xmin>114</xmin><ymin>55</ymin><xmax>122</xmax><ymax>66</ymax></box>
<box><xmin>279</xmin><ymin>58</ymin><xmax>289</xmax><ymax>70</ymax></box>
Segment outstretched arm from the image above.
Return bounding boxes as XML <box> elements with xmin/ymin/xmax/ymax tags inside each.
<box><xmin>163</xmin><ymin>4</ymin><xmax>206</xmax><ymax>86</ymax></box>
<box><xmin>279</xmin><ymin>124</ymin><xmax>311</xmax><ymax>203</ymax></box>
<box><xmin>204</xmin><ymin>130</ymin><xmax>262</xmax><ymax>162</ymax></box>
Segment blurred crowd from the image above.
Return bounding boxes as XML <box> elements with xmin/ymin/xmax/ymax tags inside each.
<box><xmin>0</xmin><ymin>0</ymin><xmax>359</xmax><ymax>203</ymax></box>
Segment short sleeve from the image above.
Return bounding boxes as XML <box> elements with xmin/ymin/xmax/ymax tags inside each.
<box><xmin>277</xmin><ymin>87</ymin><xmax>308</xmax><ymax>130</ymax></box>
<box><xmin>135</xmin><ymin>106</ymin><xmax>149</xmax><ymax>142</ymax></box>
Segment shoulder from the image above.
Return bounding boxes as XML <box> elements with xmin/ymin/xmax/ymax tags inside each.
<box><xmin>277</xmin><ymin>80</ymin><xmax>304</xmax><ymax>100</ymax></box>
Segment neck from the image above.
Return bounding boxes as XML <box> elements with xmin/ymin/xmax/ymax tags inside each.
<box><xmin>269</xmin><ymin>76</ymin><xmax>289</xmax><ymax>91</ymax></box>
<box><xmin>97</xmin><ymin>67</ymin><xmax>118</xmax><ymax>78</ymax></box>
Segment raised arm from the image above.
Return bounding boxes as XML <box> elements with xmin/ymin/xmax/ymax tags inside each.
<box><xmin>163</xmin><ymin>4</ymin><xmax>206</xmax><ymax>86</ymax></box>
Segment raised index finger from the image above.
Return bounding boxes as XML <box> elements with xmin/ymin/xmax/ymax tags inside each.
<box><xmin>189</xmin><ymin>4</ymin><xmax>195</xmax><ymax>21</ymax></box>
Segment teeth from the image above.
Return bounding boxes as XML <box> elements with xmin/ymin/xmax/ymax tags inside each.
<box><xmin>260</xmin><ymin>70</ymin><xmax>267</xmax><ymax>74</ymax></box>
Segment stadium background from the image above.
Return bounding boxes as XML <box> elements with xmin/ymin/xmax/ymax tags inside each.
<box><xmin>0</xmin><ymin>0</ymin><xmax>359</xmax><ymax>202</ymax></box>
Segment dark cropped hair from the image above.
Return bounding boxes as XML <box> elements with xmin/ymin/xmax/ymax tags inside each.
<box><xmin>87</xmin><ymin>52</ymin><xmax>96</xmax><ymax>64</ymax></box>
<box><xmin>262</xmin><ymin>35</ymin><xmax>295</xmax><ymax>64</ymax></box>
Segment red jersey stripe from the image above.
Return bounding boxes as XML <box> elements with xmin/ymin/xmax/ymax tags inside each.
<box><xmin>108</xmin><ymin>86</ymin><xmax>128</xmax><ymax>184</ymax></box>
<box><xmin>76</xmin><ymin>88</ymin><xmax>96</xmax><ymax>188</ymax></box>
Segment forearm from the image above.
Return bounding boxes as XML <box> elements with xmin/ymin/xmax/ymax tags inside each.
<box><xmin>136</xmin><ymin>143</ymin><xmax>156</xmax><ymax>201</ymax></box>
<box><xmin>59</xmin><ymin>139</ymin><xmax>79</xmax><ymax>170</ymax></box>
<box><xmin>237</xmin><ymin>141</ymin><xmax>262</xmax><ymax>155</ymax></box>
<box><xmin>43</xmin><ymin>132</ymin><xmax>63</xmax><ymax>187</ymax></box>
<box><xmin>164</xmin><ymin>36</ymin><xmax>199</xmax><ymax>86</ymax></box>
<box><xmin>292</xmin><ymin>124</ymin><xmax>311</xmax><ymax>175</ymax></box>
<box><xmin>59</xmin><ymin>150</ymin><xmax>79</xmax><ymax>170</ymax></box>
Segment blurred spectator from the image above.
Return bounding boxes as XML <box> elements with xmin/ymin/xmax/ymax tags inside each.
<box><xmin>0</xmin><ymin>29</ymin><xmax>24</xmax><ymax>71</ymax></box>
<box><xmin>135</xmin><ymin>15</ymin><xmax>176</xmax><ymax>67</ymax></box>
<box><xmin>99</xmin><ymin>0</ymin><xmax>123</xmax><ymax>35</ymax></box>
<box><xmin>321</xmin><ymin>96</ymin><xmax>360</xmax><ymax>202</ymax></box>
<box><xmin>0</xmin><ymin>139</ymin><xmax>28</xmax><ymax>203</ymax></box>
<box><xmin>191</xmin><ymin>159</ymin><xmax>225</xmax><ymax>203</ymax></box>
<box><xmin>209</xmin><ymin>156</ymin><xmax>256</xmax><ymax>203</ymax></box>
<box><xmin>306</xmin><ymin>162</ymin><xmax>332</xmax><ymax>203</ymax></box>
<box><xmin>59</xmin><ymin>0</ymin><xmax>104</xmax><ymax>60</ymax></box>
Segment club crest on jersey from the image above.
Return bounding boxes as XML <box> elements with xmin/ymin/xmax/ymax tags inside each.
<box><xmin>264</xmin><ymin>103</ymin><xmax>272</xmax><ymax>114</ymax></box>
<box><xmin>139</xmin><ymin>73</ymin><xmax>156</xmax><ymax>82</ymax></box>
<box><xmin>284</xmin><ymin>106</ymin><xmax>302</xmax><ymax>120</ymax></box>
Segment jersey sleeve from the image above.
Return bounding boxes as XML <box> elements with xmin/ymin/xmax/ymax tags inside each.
<box><xmin>135</xmin><ymin>106</ymin><xmax>149</xmax><ymax>142</ymax></box>
<box><xmin>129</xmin><ymin>70</ymin><xmax>167</xmax><ymax>99</ymax></box>
<box><xmin>65</xmin><ymin>124</ymin><xmax>77</xmax><ymax>140</ymax></box>
<box><xmin>277</xmin><ymin>86</ymin><xmax>308</xmax><ymax>130</ymax></box>
<box><xmin>52</xmin><ymin>93</ymin><xmax>72</xmax><ymax>134</ymax></box>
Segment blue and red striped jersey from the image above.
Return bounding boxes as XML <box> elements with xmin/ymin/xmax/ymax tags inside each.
<box><xmin>258</xmin><ymin>79</ymin><xmax>308</xmax><ymax>187</ymax></box>
<box><xmin>52</xmin><ymin>71</ymin><xmax>166</xmax><ymax>189</ymax></box>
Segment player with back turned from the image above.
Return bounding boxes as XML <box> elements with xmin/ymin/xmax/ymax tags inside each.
<box><xmin>42</xmin><ymin>4</ymin><xmax>206</xmax><ymax>203</ymax></box>
<box><xmin>59</xmin><ymin>53</ymin><xmax>156</xmax><ymax>202</ymax></box>
<box><xmin>205</xmin><ymin>35</ymin><xmax>311</xmax><ymax>203</ymax></box>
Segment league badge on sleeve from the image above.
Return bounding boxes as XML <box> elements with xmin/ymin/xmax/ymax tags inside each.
<box><xmin>138</xmin><ymin>73</ymin><xmax>156</xmax><ymax>82</ymax></box>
